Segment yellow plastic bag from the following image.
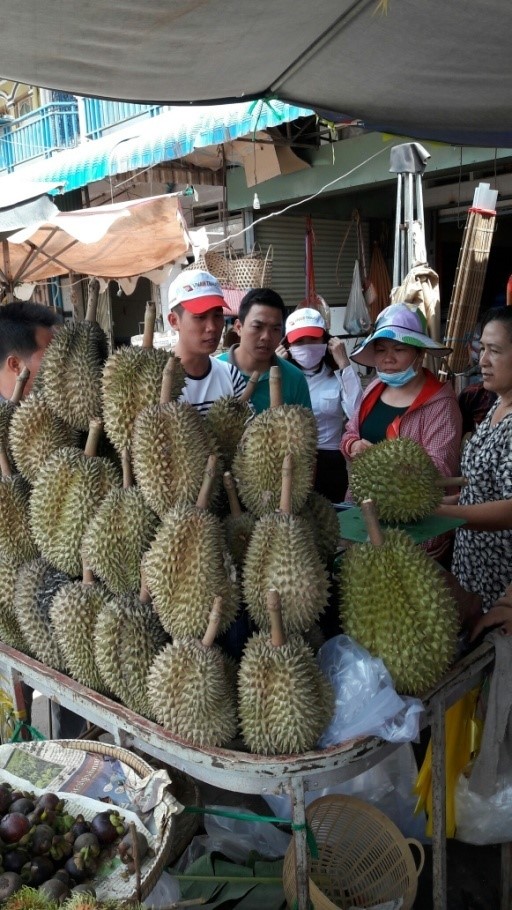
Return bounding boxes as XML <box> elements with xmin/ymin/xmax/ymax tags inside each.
<box><xmin>414</xmin><ymin>687</ymin><xmax>482</xmax><ymax>837</ymax></box>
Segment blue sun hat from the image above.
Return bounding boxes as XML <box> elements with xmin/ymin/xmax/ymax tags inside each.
<box><xmin>350</xmin><ymin>303</ymin><xmax>452</xmax><ymax>367</ymax></box>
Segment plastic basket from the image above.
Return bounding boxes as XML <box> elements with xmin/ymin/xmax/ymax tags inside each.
<box><xmin>282</xmin><ymin>794</ymin><xmax>424</xmax><ymax>910</ymax></box>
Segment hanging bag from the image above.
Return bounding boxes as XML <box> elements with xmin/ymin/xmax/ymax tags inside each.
<box><xmin>344</xmin><ymin>259</ymin><xmax>372</xmax><ymax>335</ymax></box>
<box><xmin>356</xmin><ymin>211</ymin><xmax>377</xmax><ymax>311</ymax></box>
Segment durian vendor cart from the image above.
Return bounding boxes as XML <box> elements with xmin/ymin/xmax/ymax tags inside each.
<box><xmin>0</xmin><ymin>636</ymin><xmax>497</xmax><ymax>910</ymax></box>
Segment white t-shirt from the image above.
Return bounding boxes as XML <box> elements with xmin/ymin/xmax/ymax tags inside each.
<box><xmin>303</xmin><ymin>362</ymin><xmax>362</xmax><ymax>449</ymax></box>
<box><xmin>180</xmin><ymin>357</ymin><xmax>247</xmax><ymax>416</ymax></box>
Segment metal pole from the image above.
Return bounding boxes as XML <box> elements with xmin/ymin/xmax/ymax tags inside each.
<box><xmin>393</xmin><ymin>174</ymin><xmax>402</xmax><ymax>287</ymax></box>
<box><xmin>431</xmin><ymin>697</ymin><xmax>447</xmax><ymax>910</ymax></box>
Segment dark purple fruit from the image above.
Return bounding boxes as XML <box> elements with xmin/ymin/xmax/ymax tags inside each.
<box><xmin>22</xmin><ymin>855</ymin><xmax>55</xmax><ymax>886</ymax></box>
<box><xmin>0</xmin><ymin>813</ymin><xmax>31</xmax><ymax>844</ymax></box>
<box><xmin>70</xmin><ymin>816</ymin><xmax>90</xmax><ymax>839</ymax></box>
<box><xmin>39</xmin><ymin>877</ymin><xmax>71</xmax><ymax>903</ymax></box>
<box><xmin>0</xmin><ymin>872</ymin><xmax>23</xmax><ymax>900</ymax></box>
<box><xmin>2</xmin><ymin>850</ymin><xmax>28</xmax><ymax>875</ymax></box>
<box><xmin>118</xmin><ymin>829</ymin><xmax>149</xmax><ymax>868</ymax></box>
<box><xmin>8</xmin><ymin>798</ymin><xmax>35</xmax><ymax>815</ymax></box>
<box><xmin>64</xmin><ymin>856</ymin><xmax>86</xmax><ymax>884</ymax></box>
<box><xmin>73</xmin><ymin>833</ymin><xmax>100</xmax><ymax>855</ymax></box>
<box><xmin>32</xmin><ymin>824</ymin><xmax>55</xmax><ymax>856</ymax></box>
<box><xmin>72</xmin><ymin>884</ymin><xmax>96</xmax><ymax>897</ymax></box>
<box><xmin>90</xmin><ymin>810</ymin><xmax>125</xmax><ymax>845</ymax></box>
<box><xmin>35</xmin><ymin>793</ymin><xmax>62</xmax><ymax>813</ymax></box>
<box><xmin>53</xmin><ymin>869</ymin><xmax>71</xmax><ymax>885</ymax></box>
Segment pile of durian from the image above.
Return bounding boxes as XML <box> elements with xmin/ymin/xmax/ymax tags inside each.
<box><xmin>0</xmin><ymin>293</ymin><xmax>339</xmax><ymax>757</ymax></box>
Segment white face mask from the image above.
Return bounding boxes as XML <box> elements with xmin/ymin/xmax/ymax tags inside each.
<box><xmin>290</xmin><ymin>343</ymin><xmax>327</xmax><ymax>370</ymax></box>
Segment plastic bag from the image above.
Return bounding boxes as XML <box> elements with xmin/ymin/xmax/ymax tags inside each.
<box><xmin>316</xmin><ymin>635</ymin><xmax>424</xmax><ymax>749</ymax></box>
<box><xmin>143</xmin><ymin>870</ymin><xmax>181</xmax><ymax>909</ymax></box>
<box><xmin>455</xmin><ymin>768</ymin><xmax>512</xmax><ymax>844</ymax></box>
<box><xmin>263</xmin><ymin>743</ymin><xmax>426</xmax><ymax>841</ymax></box>
<box><xmin>344</xmin><ymin>260</ymin><xmax>372</xmax><ymax>335</ymax></box>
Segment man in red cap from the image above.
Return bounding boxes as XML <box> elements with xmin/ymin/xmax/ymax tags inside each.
<box><xmin>168</xmin><ymin>269</ymin><xmax>246</xmax><ymax>414</ymax></box>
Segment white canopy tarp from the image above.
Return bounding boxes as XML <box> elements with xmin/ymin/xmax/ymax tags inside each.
<box><xmin>0</xmin><ymin>0</ymin><xmax>510</xmax><ymax>146</ymax></box>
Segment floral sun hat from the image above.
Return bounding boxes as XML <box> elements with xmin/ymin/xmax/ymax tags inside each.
<box><xmin>350</xmin><ymin>303</ymin><xmax>452</xmax><ymax>367</ymax></box>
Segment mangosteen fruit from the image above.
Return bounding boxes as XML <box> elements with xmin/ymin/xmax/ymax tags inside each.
<box><xmin>39</xmin><ymin>877</ymin><xmax>72</xmax><ymax>903</ymax></box>
<box><xmin>53</xmin><ymin>869</ymin><xmax>71</xmax><ymax>885</ymax></box>
<box><xmin>32</xmin><ymin>823</ymin><xmax>55</xmax><ymax>856</ymax></box>
<box><xmin>8</xmin><ymin>798</ymin><xmax>35</xmax><ymax>816</ymax></box>
<box><xmin>0</xmin><ymin>785</ymin><xmax>13</xmax><ymax>814</ymax></box>
<box><xmin>35</xmin><ymin>793</ymin><xmax>63</xmax><ymax>814</ymax></box>
<box><xmin>0</xmin><ymin>871</ymin><xmax>23</xmax><ymax>900</ymax></box>
<box><xmin>64</xmin><ymin>855</ymin><xmax>87</xmax><ymax>884</ymax></box>
<box><xmin>70</xmin><ymin>815</ymin><xmax>90</xmax><ymax>839</ymax></box>
<box><xmin>3</xmin><ymin>849</ymin><xmax>28</xmax><ymax>874</ymax></box>
<box><xmin>72</xmin><ymin>884</ymin><xmax>97</xmax><ymax>897</ymax></box>
<box><xmin>50</xmin><ymin>834</ymin><xmax>73</xmax><ymax>863</ymax></box>
<box><xmin>90</xmin><ymin>810</ymin><xmax>125</xmax><ymax>844</ymax></box>
<box><xmin>0</xmin><ymin>812</ymin><xmax>31</xmax><ymax>845</ymax></box>
<box><xmin>118</xmin><ymin>829</ymin><xmax>149</xmax><ymax>868</ymax></box>
<box><xmin>22</xmin><ymin>854</ymin><xmax>55</xmax><ymax>886</ymax></box>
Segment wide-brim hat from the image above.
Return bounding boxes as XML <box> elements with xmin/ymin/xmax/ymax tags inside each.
<box><xmin>350</xmin><ymin>303</ymin><xmax>452</xmax><ymax>367</ymax></box>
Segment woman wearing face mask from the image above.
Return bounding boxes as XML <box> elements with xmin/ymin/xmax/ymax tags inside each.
<box><xmin>341</xmin><ymin>304</ymin><xmax>462</xmax><ymax>559</ymax></box>
<box><xmin>278</xmin><ymin>308</ymin><xmax>362</xmax><ymax>502</ymax></box>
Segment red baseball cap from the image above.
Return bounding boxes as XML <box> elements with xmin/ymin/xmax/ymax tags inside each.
<box><xmin>168</xmin><ymin>269</ymin><xmax>225</xmax><ymax>314</ymax></box>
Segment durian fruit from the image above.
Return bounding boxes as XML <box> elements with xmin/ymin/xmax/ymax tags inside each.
<box><xmin>38</xmin><ymin>278</ymin><xmax>108</xmax><ymax>431</ymax></box>
<box><xmin>0</xmin><ymin>444</ymin><xmax>39</xmax><ymax>565</ymax></box>
<box><xmin>9</xmin><ymin>392</ymin><xmax>78</xmax><ymax>483</ymax></box>
<box><xmin>349</xmin><ymin>437</ymin><xmax>445</xmax><ymax>523</ymax></box>
<box><xmin>30</xmin><ymin>418</ymin><xmax>121</xmax><ymax>577</ymax></box>
<box><xmin>147</xmin><ymin>596</ymin><xmax>238</xmax><ymax>747</ymax></box>
<box><xmin>49</xmin><ymin>559</ymin><xmax>111</xmax><ymax>692</ymax></box>
<box><xmin>13</xmin><ymin>558</ymin><xmax>70</xmax><ymax>667</ymax></box>
<box><xmin>232</xmin><ymin>365</ymin><xmax>317</xmax><ymax>516</ymax></box>
<box><xmin>132</xmin><ymin>357</ymin><xmax>219</xmax><ymax>519</ymax></box>
<box><xmin>102</xmin><ymin>300</ymin><xmax>186</xmax><ymax>455</ymax></box>
<box><xmin>143</xmin><ymin>455</ymin><xmax>239</xmax><ymax>638</ymax></box>
<box><xmin>339</xmin><ymin>499</ymin><xmax>459</xmax><ymax>695</ymax></box>
<box><xmin>243</xmin><ymin>454</ymin><xmax>330</xmax><ymax>634</ymax></box>
<box><xmin>94</xmin><ymin>578</ymin><xmax>168</xmax><ymax>717</ymax></box>
<box><xmin>238</xmin><ymin>589</ymin><xmax>334</xmax><ymax>755</ymax></box>
<box><xmin>222</xmin><ymin>471</ymin><xmax>256</xmax><ymax>571</ymax></box>
<box><xmin>0</xmin><ymin>367</ymin><xmax>29</xmax><ymax>469</ymax></box>
<box><xmin>82</xmin><ymin>449</ymin><xmax>159</xmax><ymax>594</ymax></box>
<box><xmin>0</xmin><ymin>558</ymin><xmax>28</xmax><ymax>651</ymax></box>
<box><xmin>204</xmin><ymin>370</ymin><xmax>259</xmax><ymax>468</ymax></box>
<box><xmin>299</xmin><ymin>491</ymin><xmax>340</xmax><ymax>564</ymax></box>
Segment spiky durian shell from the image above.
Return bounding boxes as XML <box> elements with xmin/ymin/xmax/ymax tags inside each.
<box><xmin>50</xmin><ymin>580</ymin><xmax>111</xmax><ymax>692</ymax></box>
<box><xmin>349</xmin><ymin>437</ymin><xmax>443</xmax><ymax>523</ymax></box>
<box><xmin>94</xmin><ymin>594</ymin><xmax>168</xmax><ymax>717</ymax></box>
<box><xmin>147</xmin><ymin>639</ymin><xmax>237</xmax><ymax>747</ymax></box>
<box><xmin>299</xmin><ymin>492</ymin><xmax>340</xmax><ymax>564</ymax></box>
<box><xmin>0</xmin><ymin>400</ymin><xmax>17</xmax><ymax>468</ymax></box>
<box><xmin>0</xmin><ymin>474</ymin><xmax>39</xmax><ymax>565</ymax></box>
<box><xmin>82</xmin><ymin>488</ymin><xmax>159</xmax><ymax>595</ymax></box>
<box><xmin>39</xmin><ymin>321</ymin><xmax>108</xmax><ymax>431</ymax></box>
<box><xmin>340</xmin><ymin>528</ymin><xmax>459</xmax><ymax>695</ymax></box>
<box><xmin>238</xmin><ymin>631</ymin><xmax>333</xmax><ymax>754</ymax></box>
<box><xmin>132</xmin><ymin>401</ymin><xmax>219</xmax><ymax>518</ymax></box>
<box><xmin>13</xmin><ymin>558</ymin><xmax>69</xmax><ymax>667</ymax></box>
<box><xmin>222</xmin><ymin>511</ymin><xmax>256</xmax><ymax>570</ymax></box>
<box><xmin>232</xmin><ymin>405</ymin><xmax>317</xmax><ymax>516</ymax></box>
<box><xmin>243</xmin><ymin>513</ymin><xmax>329</xmax><ymax>634</ymax></box>
<box><xmin>0</xmin><ymin>558</ymin><xmax>27</xmax><ymax>650</ymax></box>
<box><xmin>204</xmin><ymin>397</ymin><xmax>254</xmax><ymax>469</ymax></box>
<box><xmin>143</xmin><ymin>502</ymin><xmax>239</xmax><ymax>638</ymax></box>
<box><xmin>102</xmin><ymin>348</ymin><xmax>186</xmax><ymax>454</ymax></box>
<box><xmin>9</xmin><ymin>393</ymin><xmax>79</xmax><ymax>483</ymax></box>
<box><xmin>30</xmin><ymin>447</ymin><xmax>120</xmax><ymax>576</ymax></box>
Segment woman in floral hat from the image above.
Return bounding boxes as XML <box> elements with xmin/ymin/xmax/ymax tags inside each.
<box><xmin>341</xmin><ymin>303</ymin><xmax>462</xmax><ymax>559</ymax></box>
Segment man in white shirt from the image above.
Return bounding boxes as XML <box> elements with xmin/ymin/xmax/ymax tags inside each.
<box><xmin>168</xmin><ymin>269</ymin><xmax>246</xmax><ymax>414</ymax></box>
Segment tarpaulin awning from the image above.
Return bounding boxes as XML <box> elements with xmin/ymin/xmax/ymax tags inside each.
<box><xmin>10</xmin><ymin>100</ymin><xmax>314</xmax><ymax>195</ymax></box>
<box><xmin>0</xmin><ymin>0</ymin><xmax>509</xmax><ymax>146</ymax></box>
<box><xmin>0</xmin><ymin>193</ymin><xmax>190</xmax><ymax>294</ymax></box>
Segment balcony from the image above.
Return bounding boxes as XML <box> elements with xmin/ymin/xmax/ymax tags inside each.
<box><xmin>0</xmin><ymin>98</ymin><xmax>164</xmax><ymax>173</ymax></box>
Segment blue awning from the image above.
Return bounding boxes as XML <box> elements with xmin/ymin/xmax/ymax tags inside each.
<box><xmin>13</xmin><ymin>100</ymin><xmax>313</xmax><ymax>195</ymax></box>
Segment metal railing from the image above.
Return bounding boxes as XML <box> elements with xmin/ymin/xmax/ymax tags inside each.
<box><xmin>83</xmin><ymin>98</ymin><xmax>163</xmax><ymax>140</ymax></box>
<box><xmin>0</xmin><ymin>102</ymin><xmax>79</xmax><ymax>172</ymax></box>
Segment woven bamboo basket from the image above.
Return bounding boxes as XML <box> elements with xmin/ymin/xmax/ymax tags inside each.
<box><xmin>184</xmin><ymin>250</ymin><xmax>234</xmax><ymax>283</ymax></box>
<box><xmin>61</xmin><ymin>739</ymin><xmax>179</xmax><ymax>900</ymax></box>
<box><xmin>230</xmin><ymin>245</ymin><xmax>273</xmax><ymax>289</ymax></box>
<box><xmin>282</xmin><ymin>794</ymin><xmax>424</xmax><ymax>910</ymax></box>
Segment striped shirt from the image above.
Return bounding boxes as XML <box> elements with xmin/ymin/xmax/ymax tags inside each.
<box><xmin>180</xmin><ymin>357</ymin><xmax>247</xmax><ymax>416</ymax></box>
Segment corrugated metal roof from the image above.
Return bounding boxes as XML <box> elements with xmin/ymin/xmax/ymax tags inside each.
<box><xmin>11</xmin><ymin>100</ymin><xmax>313</xmax><ymax>195</ymax></box>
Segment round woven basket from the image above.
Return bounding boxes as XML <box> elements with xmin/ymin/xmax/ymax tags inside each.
<box><xmin>61</xmin><ymin>739</ymin><xmax>179</xmax><ymax>900</ymax></box>
<box><xmin>282</xmin><ymin>794</ymin><xmax>425</xmax><ymax>910</ymax></box>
